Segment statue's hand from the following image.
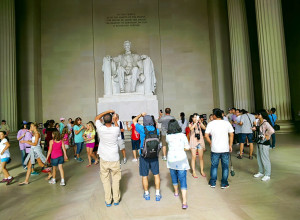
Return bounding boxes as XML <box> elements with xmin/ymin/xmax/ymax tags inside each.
<box><xmin>105</xmin><ymin>55</ymin><xmax>111</xmax><ymax>60</ymax></box>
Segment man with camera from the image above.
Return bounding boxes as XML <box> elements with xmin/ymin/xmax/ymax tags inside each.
<box><xmin>205</xmin><ymin>109</ymin><xmax>234</xmax><ymax>189</ymax></box>
<box><xmin>95</xmin><ymin>110</ymin><xmax>121</xmax><ymax>207</ymax></box>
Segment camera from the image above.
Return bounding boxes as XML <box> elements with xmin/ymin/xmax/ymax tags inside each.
<box><xmin>195</xmin><ymin>133</ymin><xmax>200</xmax><ymax>140</ymax></box>
<box><xmin>258</xmin><ymin>134</ymin><xmax>264</xmax><ymax>140</ymax></box>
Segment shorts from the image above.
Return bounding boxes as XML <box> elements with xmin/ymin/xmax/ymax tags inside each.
<box><xmin>86</xmin><ymin>143</ymin><xmax>95</xmax><ymax>148</ymax></box>
<box><xmin>51</xmin><ymin>156</ymin><xmax>64</xmax><ymax>166</ymax></box>
<box><xmin>240</xmin><ymin>133</ymin><xmax>254</xmax><ymax>143</ymax></box>
<box><xmin>161</xmin><ymin>135</ymin><xmax>168</xmax><ymax>147</ymax></box>
<box><xmin>194</xmin><ymin>144</ymin><xmax>204</xmax><ymax>150</ymax></box>
<box><xmin>131</xmin><ymin>139</ymin><xmax>140</xmax><ymax>150</ymax></box>
<box><xmin>75</xmin><ymin>142</ymin><xmax>84</xmax><ymax>154</ymax></box>
<box><xmin>118</xmin><ymin>139</ymin><xmax>125</xmax><ymax>151</ymax></box>
<box><xmin>1</xmin><ymin>157</ymin><xmax>11</xmax><ymax>163</ymax></box>
<box><xmin>139</xmin><ymin>156</ymin><xmax>159</xmax><ymax>176</ymax></box>
<box><xmin>65</xmin><ymin>145</ymin><xmax>69</xmax><ymax>150</ymax></box>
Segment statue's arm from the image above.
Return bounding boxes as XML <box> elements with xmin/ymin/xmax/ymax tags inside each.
<box><xmin>137</xmin><ymin>55</ymin><xmax>144</xmax><ymax>74</ymax></box>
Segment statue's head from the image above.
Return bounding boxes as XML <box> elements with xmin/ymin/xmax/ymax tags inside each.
<box><xmin>123</xmin><ymin>40</ymin><xmax>131</xmax><ymax>52</ymax></box>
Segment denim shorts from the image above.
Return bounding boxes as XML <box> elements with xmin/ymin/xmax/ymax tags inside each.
<box><xmin>75</xmin><ymin>142</ymin><xmax>84</xmax><ymax>154</ymax></box>
<box><xmin>169</xmin><ymin>169</ymin><xmax>187</xmax><ymax>190</ymax></box>
<box><xmin>51</xmin><ymin>156</ymin><xmax>64</xmax><ymax>166</ymax></box>
<box><xmin>139</xmin><ymin>156</ymin><xmax>159</xmax><ymax>176</ymax></box>
<box><xmin>131</xmin><ymin>139</ymin><xmax>140</xmax><ymax>150</ymax></box>
<box><xmin>1</xmin><ymin>157</ymin><xmax>11</xmax><ymax>163</ymax></box>
<box><xmin>240</xmin><ymin>133</ymin><xmax>254</xmax><ymax>143</ymax></box>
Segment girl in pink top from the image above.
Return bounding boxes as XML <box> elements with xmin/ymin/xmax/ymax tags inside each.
<box><xmin>61</xmin><ymin>127</ymin><xmax>70</xmax><ymax>150</ymax></box>
<box><xmin>46</xmin><ymin>131</ymin><xmax>68</xmax><ymax>186</ymax></box>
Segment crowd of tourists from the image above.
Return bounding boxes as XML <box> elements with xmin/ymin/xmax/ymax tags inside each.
<box><xmin>0</xmin><ymin>107</ymin><xmax>278</xmax><ymax>209</ymax></box>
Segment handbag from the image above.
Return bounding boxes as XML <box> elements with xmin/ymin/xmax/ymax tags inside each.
<box><xmin>271</xmin><ymin>114</ymin><xmax>280</xmax><ymax>131</ymax></box>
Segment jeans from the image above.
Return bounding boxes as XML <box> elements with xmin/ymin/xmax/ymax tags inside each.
<box><xmin>169</xmin><ymin>169</ymin><xmax>187</xmax><ymax>190</ymax></box>
<box><xmin>209</xmin><ymin>152</ymin><xmax>229</xmax><ymax>187</ymax></box>
<box><xmin>20</xmin><ymin>149</ymin><xmax>26</xmax><ymax>167</ymax></box>
<box><xmin>76</xmin><ymin>142</ymin><xmax>84</xmax><ymax>155</ymax></box>
<box><xmin>270</xmin><ymin>133</ymin><xmax>276</xmax><ymax>148</ymax></box>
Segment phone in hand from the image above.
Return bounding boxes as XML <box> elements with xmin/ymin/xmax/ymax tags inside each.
<box><xmin>196</xmin><ymin>115</ymin><xmax>200</xmax><ymax>121</ymax></box>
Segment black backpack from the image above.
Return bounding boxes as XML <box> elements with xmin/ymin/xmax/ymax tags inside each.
<box><xmin>141</xmin><ymin>127</ymin><xmax>161</xmax><ymax>159</ymax></box>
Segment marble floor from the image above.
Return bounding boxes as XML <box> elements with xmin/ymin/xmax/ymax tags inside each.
<box><xmin>0</xmin><ymin>134</ymin><xmax>300</xmax><ymax>220</ymax></box>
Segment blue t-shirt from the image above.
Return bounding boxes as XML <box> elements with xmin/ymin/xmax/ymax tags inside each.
<box><xmin>135</xmin><ymin>124</ymin><xmax>159</xmax><ymax>149</ymax></box>
<box><xmin>74</xmin><ymin>125</ymin><xmax>84</xmax><ymax>143</ymax></box>
<box><xmin>269</xmin><ymin>114</ymin><xmax>277</xmax><ymax>126</ymax></box>
<box><xmin>59</xmin><ymin>122</ymin><xmax>64</xmax><ymax>134</ymax></box>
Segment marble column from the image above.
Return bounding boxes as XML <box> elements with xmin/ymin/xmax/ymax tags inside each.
<box><xmin>0</xmin><ymin>0</ymin><xmax>17</xmax><ymax>131</ymax></box>
<box><xmin>227</xmin><ymin>0</ymin><xmax>255</xmax><ymax>112</ymax></box>
<box><xmin>255</xmin><ymin>0</ymin><xmax>291</xmax><ymax>121</ymax></box>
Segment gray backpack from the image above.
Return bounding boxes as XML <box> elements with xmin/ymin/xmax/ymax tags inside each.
<box><xmin>141</xmin><ymin>127</ymin><xmax>161</xmax><ymax>159</ymax></box>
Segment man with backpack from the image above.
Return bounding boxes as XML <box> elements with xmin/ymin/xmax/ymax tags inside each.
<box><xmin>133</xmin><ymin>113</ymin><xmax>162</xmax><ymax>201</ymax></box>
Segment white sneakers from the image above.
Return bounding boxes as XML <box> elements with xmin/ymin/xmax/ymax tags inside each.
<box><xmin>162</xmin><ymin>156</ymin><xmax>167</xmax><ymax>161</ymax></box>
<box><xmin>132</xmin><ymin>158</ymin><xmax>138</xmax><ymax>162</ymax></box>
<box><xmin>253</xmin><ymin>173</ymin><xmax>264</xmax><ymax>178</ymax></box>
<box><xmin>123</xmin><ymin>158</ymin><xmax>127</xmax><ymax>164</ymax></box>
<box><xmin>60</xmin><ymin>181</ymin><xmax>66</xmax><ymax>186</ymax></box>
<box><xmin>49</xmin><ymin>178</ymin><xmax>66</xmax><ymax>185</ymax></box>
<box><xmin>261</xmin><ymin>176</ymin><xmax>270</xmax><ymax>181</ymax></box>
<box><xmin>254</xmin><ymin>173</ymin><xmax>270</xmax><ymax>181</ymax></box>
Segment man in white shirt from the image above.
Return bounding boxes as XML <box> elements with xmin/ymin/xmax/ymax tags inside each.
<box><xmin>205</xmin><ymin>109</ymin><xmax>234</xmax><ymax>189</ymax></box>
<box><xmin>95</xmin><ymin>110</ymin><xmax>121</xmax><ymax>207</ymax></box>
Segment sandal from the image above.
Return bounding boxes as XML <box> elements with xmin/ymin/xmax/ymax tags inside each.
<box><xmin>45</xmin><ymin>174</ymin><xmax>53</xmax><ymax>180</ymax></box>
<box><xmin>86</xmin><ymin>164</ymin><xmax>92</xmax><ymax>167</ymax></box>
<box><xmin>200</xmin><ymin>172</ymin><xmax>206</xmax><ymax>177</ymax></box>
<box><xmin>94</xmin><ymin>161</ymin><xmax>99</xmax><ymax>165</ymax></box>
<box><xmin>192</xmin><ymin>174</ymin><xmax>198</xmax><ymax>178</ymax></box>
<box><xmin>19</xmin><ymin>182</ymin><xmax>29</xmax><ymax>186</ymax></box>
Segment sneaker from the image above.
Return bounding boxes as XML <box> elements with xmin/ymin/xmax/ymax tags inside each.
<box><xmin>74</xmin><ymin>156</ymin><xmax>77</xmax><ymax>160</ymax></box>
<box><xmin>254</xmin><ymin>173</ymin><xmax>264</xmax><ymax>178</ymax></box>
<box><xmin>42</xmin><ymin>167</ymin><xmax>51</xmax><ymax>173</ymax></box>
<box><xmin>23</xmin><ymin>166</ymin><xmax>27</xmax><ymax>170</ymax></box>
<box><xmin>105</xmin><ymin>202</ymin><xmax>112</xmax><ymax>207</ymax></box>
<box><xmin>221</xmin><ymin>185</ymin><xmax>229</xmax><ymax>189</ymax></box>
<box><xmin>114</xmin><ymin>202</ymin><xmax>120</xmax><ymax>206</ymax></box>
<box><xmin>209</xmin><ymin>184</ymin><xmax>216</xmax><ymax>188</ymax></box>
<box><xmin>237</xmin><ymin>155</ymin><xmax>243</xmax><ymax>159</ymax></box>
<box><xmin>123</xmin><ymin>158</ymin><xmax>127</xmax><ymax>164</ymax></box>
<box><xmin>132</xmin><ymin>158</ymin><xmax>138</xmax><ymax>162</ymax></box>
<box><xmin>261</xmin><ymin>176</ymin><xmax>270</xmax><ymax>181</ymax></box>
<box><xmin>60</xmin><ymin>181</ymin><xmax>65</xmax><ymax>186</ymax></box>
<box><xmin>48</xmin><ymin>178</ymin><xmax>56</xmax><ymax>184</ymax></box>
<box><xmin>31</xmin><ymin>171</ymin><xmax>39</xmax><ymax>176</ymax></box>
<box><xmin>162</xmin><ymin>156</ymin><xmax>167</xmax><ymax>161</ymax></box>
<box><xmin>6</xmin><ymin>177</ymin><xmax>14</xmax><ymax>185</ymax></box>
<box><xmin>0</xmin><ymin>178</ymin><xmax>7</xmax><ymax>183</ymax></box>
<box><xmin>143</xmin><ymin>193</ymin><xmax>150</xmax><ymax>201</ymax></box>
<box><xmin>156</xmin><ymin>194</ymin><xmax>162</xmax><ymax>201</ymax></box>
<box><xmin>77</xmin><ymin>157</ymin><xmax>84</xmax><ymax>162</ymax></box>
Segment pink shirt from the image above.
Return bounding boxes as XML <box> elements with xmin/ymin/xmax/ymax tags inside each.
<box><xmin>51</xmin><ymin>140</ymin><xmax>63</xmax><ymax>159</ymax></box>
<box><xmin>63</xmin><ymin>133</ymin><xmax>69</xmax><ymax>145</ymax></box>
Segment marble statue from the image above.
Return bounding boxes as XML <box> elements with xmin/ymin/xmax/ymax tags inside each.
<box><xmin>102</xmin><ymin>41</ymin><xmax>156</xmax><ymax>95</ymax></box>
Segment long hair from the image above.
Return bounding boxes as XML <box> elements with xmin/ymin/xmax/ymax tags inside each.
<box><xmin>87</xmin><ymin>121</ymin><xmax>96</xmax><ymax>132</ymax></box>
<box><xmin>53</xmin><ymin>131</ymin><xmax>61</xmax><ymax>141</ymax></box>
<box><xmin>74</xmin><ymin>117</ymin><xmax>82</xmax><ymax>126</ymax></box>
<box><xmin>167</xmin><ymin>119</ymin><xmax>182</xmax><ymax>134</ymax></box>
<box><xmin>180</xmin><ymin>112</ymin><xmax>185</xmax><ymax>124</ymax></box>
<box><xmin>61</xmin><ymin>127</ymin><xmax>69</xmax><ymax>139</ymax></box>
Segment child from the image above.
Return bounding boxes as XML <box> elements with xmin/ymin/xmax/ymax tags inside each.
<box><xmin>83</xmin><ymin>122</ymin><xmax>99</xmax><ymax>167</ymax></box>
<box><xmin>61</xmin><ymin>127</ymin><xmax>70</xmax><ymax>150</ymax></box>
<box><xmin>46</xmin><ymin>131</ymin><xmax>68</xmax><ymax>186</ymax></box>
<box><xmin>0</xmin><ymin>131</ymin><xmax>14</xmax><ymax>185</ymax></box>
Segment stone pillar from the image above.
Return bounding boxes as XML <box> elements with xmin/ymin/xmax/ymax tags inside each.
<box><xmin>255</xmin><ymin>0</ymin><xmax>291</xmax><ymax>120</ymax></box>
<box><xmin>227</xmin><ymin>0</ymin><xmax>255</xmax><ymax>112</ymax></box>
<box><xmin>0</xmin><ymin>0</ymin><xmax>17</xmax><ymax>131</ymax></box>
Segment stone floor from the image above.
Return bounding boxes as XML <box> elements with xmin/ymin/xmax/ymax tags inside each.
<box><xmin>0</xmin><ymin>134</ymin><xmax>300</xmax><ymax>220</ymax></box>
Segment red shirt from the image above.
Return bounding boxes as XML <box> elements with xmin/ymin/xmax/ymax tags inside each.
<box><xmin>131</xmin><ymin>124</ymin><xmax>140</xmax><ymax>141</ymax></box>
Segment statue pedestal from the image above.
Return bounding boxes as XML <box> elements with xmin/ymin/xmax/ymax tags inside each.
<box><xmin>97</xmin><ymin>93</ymin><xmax>159</xmax><ymax>122</ymax></box>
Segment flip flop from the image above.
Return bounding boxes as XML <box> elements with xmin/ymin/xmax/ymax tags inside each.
<box><xmin>94</xmin><ymin>161</ymin><xmax>99</xmax><ymax>165</ymax></box>
<box><xmin>19</xmin><ymin>182</ymin><xmax>29</xmax><ymax>186</ymax></box>
<box><xmin>86</xmin><ymin>164</ymin><xmax>92</xmax><ymax>167</ymax></box>
<box><xmin>201</xmin><ymin>173</ymin><xmax>206</xmax><ymax>177</ymax></box>
<box><xmin>192</xmin><ymin>174</ymin><xmax>198</xmax><ymax>178</ymax></box>
<box><xmin>174</xmin><ymin>193</ymin><xmax>179</xmax><ymax>197</ymax></box>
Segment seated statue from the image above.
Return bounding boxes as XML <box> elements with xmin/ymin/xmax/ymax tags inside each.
<box><xmin>102</xmin><ymin>40</ymin><xmax>156</xmax><ymax>95</ymax></box>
